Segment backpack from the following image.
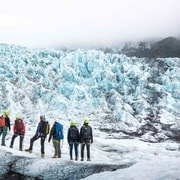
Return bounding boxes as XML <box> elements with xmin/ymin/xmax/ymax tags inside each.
<box><xmin>46</xmin><ymin>122</ymin><xmax>50</xmax><ymax>135</ymax></box>
<box><xmin>15</xmin><ymin>119</ymin><xmax>24</xmax><ymax>132</ymax></box>
<box><xmin>69</xmin><ymin>127</ymin><xmax>78</xmax><ymax>140</ymax></box>
<box><xmin>81</xmin><ymin>125</ymin><xmax>91</xmax><ymax>139</ymax></box>
<box><xmin>39</xmin><ymin>121</ymin><xmax>50</xmax><ymax>136</ymax></box>
<box><xmin>0</xmin><ymin>115</ymin><xmax>6</xmax><ymax>127</ymax></box>
<box><xmin>55</xmin><ymin>122</ymin><xmax>64</xmax><ymax>140</ymax></box>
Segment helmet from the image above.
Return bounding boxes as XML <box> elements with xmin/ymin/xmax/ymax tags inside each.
<box><xmin>4</xmin><ymin>110</ymin><xmax>10</xmax><ymax>116</ymax></box>
<box><xmin>84</xmin><ymin>118</ymin><xmax>89</xmax><ymax>124</ymax></box>
<box><xmin>70</xmin><ymin>120</ymin><xmax>77</xmax><ymax>126</ymax></box>
<box><xmin>16</xmin><ymin>115</ymin><xmax>21</xmax><ymax>120</ymax></box>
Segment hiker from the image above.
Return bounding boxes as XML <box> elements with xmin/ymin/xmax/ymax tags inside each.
<box><xmin>80</xmin><ymin>118</ymin><xmax>93</xmax><ymax>161</ymax></box>
<box><xmin>67</xmin><ymin>120</ymin><xmax>80</xmax><ymax>160</ymax></box>
<box><xmin>25</xmin><ymin>115</ymin><xmax>50</xmax><ymax>158</ymax></box>
<box><xmin>10</xmin><ymin>115</ymin><xmax>25</xmax><ymax>151</ymax></box>
<box><xmin>48</xmin><ymin>121</ymin><xmax>64</xmax><ymax>158</ymax></box>
<box><xmin>0</xmin><ymin>110</ymin><xmax>11</xmax><ymax>146</ymax></box>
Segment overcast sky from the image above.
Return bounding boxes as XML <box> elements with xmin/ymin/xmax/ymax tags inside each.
<box><xmin>0</xmin><ymin>0</ymin><xmax>180</xmax><ymax>48</ymax></box>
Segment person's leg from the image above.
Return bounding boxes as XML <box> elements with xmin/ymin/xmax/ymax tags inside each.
<box><xmin>40</xmin><ymin>137</ymin><xmax>45</xmax><ymax>156</ymax></box>
<box><xmin>74</xmin><ymin>142</ymin><xmax>79</xmax><ymax>160</ymax></box>
<box><xmin>2</xmin><ymin>126</ymin><xmax>8</xmax><ymax>145</ymax></box>
<box><xmin>57</xmin><ymin>140</ymin><xmax>61</xmax><ymax>158</ymax></box>
<box><xmin>19</xmin><ymin>135</ymin><xmax>24</xmax><ymax>150</ymax></box>
<box><xmin>69</xmin><ymin>142</ymin><xmax>73</xmax><ymax>160</ymax></box>
<box><xmin>52</xmin><ymin>139</ymin><xmax>59</xmax><ymax>157</ymax></box>
<box><xmin>52</xmin><ymin>139</ymin><xmax>57</xmax><ymax>157</ymax></box>
<box><xmin>86</xmin><ymin>143</ymin><xmax>91</xmax><ymax>161</ymax></box>
<box><xmin>0</xmin><ymin>127</ymin><xmax>3</xmax><ymax>138</ymax></box>
<box><xmin>29</xmin><ymin>135</ymin><xmax>39</xmax><ymax>150</ymax></box>
<box><xmin>81</xmin><ymin>143</ymin><xmax>85</xmax><ymax>161</ymax></box>
<box><xmin>10</xmin><ymin>134</ymin><xmax>18</xmax><ymax>148</ymax></box>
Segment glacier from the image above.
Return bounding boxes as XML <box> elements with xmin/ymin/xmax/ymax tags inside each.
<box><xmin>0</xmin><ymin>43</ymin><xmax>180</xmax><ymax>179</ymax></box>
<box><xmin>0</xmin><ymin>44</ymin><xmax>179</xmax><ymax>141</ymax></box>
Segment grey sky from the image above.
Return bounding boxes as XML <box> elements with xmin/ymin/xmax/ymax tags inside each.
<box><xmin>0</xmin><ymin>0</ymin><xmax>180</xmax><ymax>48</ymax></box>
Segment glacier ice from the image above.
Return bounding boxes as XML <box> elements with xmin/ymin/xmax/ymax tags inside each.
<box><xmin>0</xmin><ymin>44</ymin><xmax>180</xmax><ymax>141</ymax></box>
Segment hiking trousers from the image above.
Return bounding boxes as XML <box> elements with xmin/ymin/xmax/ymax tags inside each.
<box><xmin>10</xmin><ymin>133</ymin><xmax>24</xmax><ymax>150</ymax></box>
<box><xmin>69</xmin><ymin>141</ymin><xmax>79</xmax><ymax>160</ymax></box>
<box><xmin>29</xmin><ymin>135</ymin><xmax>45</xmax><ymax>154</ymax></box>
<box><xmin>0</xmin><ymin>126</ymin><xmax>8</xmax><ymax>145</ymax></box>
<box><xmin>81</xmin><ymin>142</ymin><xmax>90</xmax><ymax>160</ymax></box>
<box><xmin>52</xmin><ymin>139</ymin><xmax>61</xmax><ymax>158</ymax></box>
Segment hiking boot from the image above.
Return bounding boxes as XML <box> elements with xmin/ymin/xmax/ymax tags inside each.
<box><xmin>1</xmin><ymin>144</ymin><xmax>6</xmax><ymax>146</ymax></box>
<box><xmin>19</xmin><ymin>148</ymin><xmax>23</xmax><ymax>151</ymax></box>
<box><xmin>70</xmin><ymin>157</ymin><xmax>73</xmax><ymax>160</ymax></box>
<box><xmin>87</xmin><ymin>158</ymin><xmax>91</xmax><ymax>161</ymax></box>
<box><xmin>25</xmin><ymin>149</ymin><xmax>32</xmax><ymax>153</ymax></box>
<box><xmin>75</xmin><ymin>157</ymin><xmax>78</xmax><ymax>161</ymax></box>
<box><xmin>9</xmin><ymin>145</ymin><xmax>13</xmax><ymax>148</ymax></box>
<box><xmin>81</xmin><ymin>158</ymin><xmax>84</xmax><ymax>161</ymax></box>
<box><xmin>52</xmin><ymin>155</ymin><xmax>58</xmax><ymax>158</ymax></box>
<box><xmin>41</xmin><ymin>154</ymin><xmax>45</xmax><ymax>158</ymax></box>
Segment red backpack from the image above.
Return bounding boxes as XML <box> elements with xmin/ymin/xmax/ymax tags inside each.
<box><xmin>15</xmin><ymin>119</ymin><xmax>25</xmax><ymax>133</ymax></box>
<box><xmin>0</xmin><ymin>115</ymin><xmax>6</xmax><ymax>127</ymax></box>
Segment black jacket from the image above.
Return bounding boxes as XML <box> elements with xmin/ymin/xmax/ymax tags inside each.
<box><xmin>48</xmin><ymin>123</ymin><xmax>56</xmax><ymax>142</ymax></box>
<box><xmin>5</xmin><ymin>116</ymin><xmax>11</xmax><ymax>131</ymax></box>
<box><xmin>36</xmin><ymin>120</ymin><xmax>48</xmax><ymax>137</ymax></box>
<box><xmin>80</xmin><ymin>124</ymin><xmax>93</xmax><ymax>143</ymax></box>
<box><xmin>67</xmin><ymin>126</ymin><xmax>80</xmax><ymax>143</ymax></box>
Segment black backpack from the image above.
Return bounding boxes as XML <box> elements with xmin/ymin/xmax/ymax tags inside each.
<box><xmin>81</xmin><ymin>125</ymin><xmax>90</xmax><ymax>139</ymax></box>
<box><xmin>69</xmin><ymin>127</ymin><xmax>78</xmax><ymax>140</ymax></box>
<box><xmin>39</xmin><ymin>121</ymin><xmax>49</xmax><ymax>136</ymax></box>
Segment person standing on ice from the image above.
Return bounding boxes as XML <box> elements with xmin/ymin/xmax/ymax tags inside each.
<box><xmin>48</xmin><ymin>120</ymin><xmax>64</xmax><ymax>158</ymax></box>
<box><xmin>80</xmin><ymin>118</ymin><xmax>93</xmax><ymax>161</ymax></box>
<box><xmin>0</xmin><ymin>110</ymin><xmax>11</xmax><ymax>146</ymax></box>
<box><xmin>25</xmin><ymin>115</ymin><xmax>50</xmax><ymax>158</ymax></box>
<box><xmin>10</xmin><ymin>115</ymin><xmax>25</xmax><ymax>151</ymax></box>
<box><xmin>67</xmin><ymin>120</ymin><xmax>80</xmax><ymax>160</ymax></box>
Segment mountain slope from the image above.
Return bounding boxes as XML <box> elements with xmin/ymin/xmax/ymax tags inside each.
<box><xmin>121</xmin><ymin>37</ymin><xmax>180</xmax><ymax>58</ymax></box>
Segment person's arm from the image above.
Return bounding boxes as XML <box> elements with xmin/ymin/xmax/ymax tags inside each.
<box><xmin>77</xmin><ymin>127</ymin><xmax>80</xmax><ymax>143</ymax></box>
<box><xmin>48</xmin><ymin>125</ymin><xmax>54</xmax><ymax>142</ymax></box>
<box><xmin>67</xmin><ymin>128</ymin><xmax>69</xmax><ymax>143</ymax></box>
<box><xmin>13</xmin><ymin>121</ymin><xmax>16</xmax><ymax>134</ymax></box>
<box><xmin>90</xmin><ymin>126</ymin><xmax>93</xmax><ymax>143</ymax></box>
<box><xmin>35</xmin><ymin>122</ymin><xmax>41</xmax><ymax>136</ymax></box>
<box><xmin>6</xmin><ymin>117</ymin><xmax>11</xmax><ymax>131</ymax></box>
<box><xmin>22</xmin><ymin>120</ymin><xmax>25</xmax><ymax>134</ymax></box>
<box><xmin>79</xmin><ymin>126</ymin><xmax>83</xmax><ymax>143</ymax></box>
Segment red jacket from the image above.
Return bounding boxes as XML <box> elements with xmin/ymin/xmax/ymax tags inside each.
<box><xmin>13</xmin><ymin>119</ymin><xmax>25</xmax><ymax>134</ymax></box>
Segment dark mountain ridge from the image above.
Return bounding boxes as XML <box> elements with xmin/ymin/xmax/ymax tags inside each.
<box><xmin>121</xmin><ymin>37</ymin><xmax>180</xmax><ymax>58</ymax></box>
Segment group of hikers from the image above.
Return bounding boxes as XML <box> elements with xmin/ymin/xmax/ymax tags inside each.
<box><xmin>0</xmin><ymin>110</ymin><xmax>93</xmax><ymax>161</ymax></box>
